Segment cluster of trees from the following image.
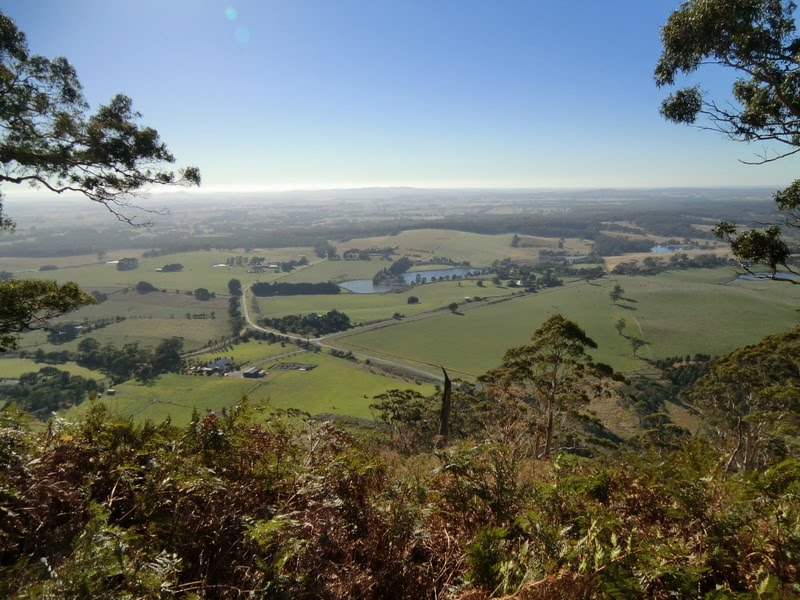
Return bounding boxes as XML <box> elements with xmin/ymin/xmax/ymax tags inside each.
<box><xmin>76</xmin><ymin>337</ymin><xmax>183</xmax><ymax>384</ymax></box>
<box><xmin>592</xmin><ymin>233</ymin><xmax>655</xmax><ymax>256</ymax></box>
<box><xmin>329</xmin><ymin>348</ymin><xmax>357</xmax><ymax>360</ymax></box>
<box><xmin>250</xmin><ymin>281</ymin><xmax>340</xmax><ymax>297</ymax></box>
<box><xmin>135</xmin><ymin>281</ymin><xmax>157</xmax><ymax>294</ymax></box>
<box><xmin>260</xmin><ymin>310</ymin><xmax>351</xmax><ymax>337</ymax></box>
<box><xmin>343</xmin><ymin>246</ymin><xmax>395</xmax><ymax>260</ymax></box>
<box><xmin>46</xmin><ymin>317</ymin><xmax>121</xmax><ymax>345</ymax></box>
<box><xmin>342</xmin><ymin>248</ymin><xmax>372</xmax><ymax>260</ymax></box>
<box><xmin>372</xmin><ymin>256</ymin><xmax>413</xmax><ymax>284</ymax></box>
<box><xmin>159</xmin><ymin>263</ymin><xmax>183</xmax><ymax>272</ymax></box>
<box><xmin>226</xmin><ymin>280</ymin><xmax>245</xmax><ymax>335</ymax></box>
<box><xmin>276</xmin><ymin>257</ymin><xmax>310</xmax><ymax>273</ymax></box>
<box><xmin>314</xmin><ymin>240</ymin><xmax>338</xmax><ymax>259</ymax></box>
<box><xmin>612</xmin><ymin>253</ymin><xmax>730</xmax><ymax>276</ymax></box>
<box><xmin>115</xmin><ymin>257</ymin><xmax>139</xmax><ymax>271</ymax></box>
<box><xmin>193</xmin><ymin>288</ymin><xmax>216</xmax><ymax>301</ymax></box>
<box><xmin>490</xmin><ymin>259</ymin><xmax>565</xmax><ymax>290</ymax></box>
<box><xmin>0</xmin><ymin>366</ymin><xmax>98</xmax><ymax>418</ymax></box>
<box><xmin>141</xmin><ymin>248</ymin><xmax>183</xmax><ymax>258</ymax></box>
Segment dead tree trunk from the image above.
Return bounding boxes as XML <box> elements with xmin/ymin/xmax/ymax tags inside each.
<box><xmin>438</xmin><ymin>366</ymin><xmax>452</xmax><ymax>445</ymax></box>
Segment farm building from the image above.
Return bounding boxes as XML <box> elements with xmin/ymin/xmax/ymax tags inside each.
<box><xmin>242</xmin><ymin>367</ymin><xmax>266</xmax><ymax>378</ymax></box>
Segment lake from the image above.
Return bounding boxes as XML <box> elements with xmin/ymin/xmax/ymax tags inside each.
<box><xmin>340</xmin><ymin>267</ymin><xmax>483</xmax><ymax>294</ymax></box>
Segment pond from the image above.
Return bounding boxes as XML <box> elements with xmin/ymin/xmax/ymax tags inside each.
<box><xmin>339</xmin><ymin>267</ymin><xmax>483</xmax><ymax>294</ymax></box>
<box><xmin>651</xmin><ymin>245</ymin><xmax>688</xmax><ymax>254</ymax></box>
<box><xmin>735</xmin><ymin>271</ymin><xmax>800</xmax><ymax>282</ymax></box>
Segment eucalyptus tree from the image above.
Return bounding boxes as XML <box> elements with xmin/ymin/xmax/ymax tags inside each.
<box><xmin>486</xmin><ymin>314</ymin><xmax>607</xmax><ymax>459</ymax></box>
<box><xmin>0</xmin><ymin>12</ymin><xmax>199</xmax><ymax>350</ymax></box>
<box><xmin>656</xmin><ymin>0</ymin><xmax>799</xmax><ymax>281</ymax></box>
<box><xmin>691</xmin><ymin>326</ymin><xmax>800</xmax><ymax>471</ymax></box>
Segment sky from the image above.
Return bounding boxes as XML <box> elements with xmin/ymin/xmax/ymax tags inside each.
<box><xmin>1</xmin><ymin>0</ymin><xmax>798</xmax><ymax>193</ymax></box>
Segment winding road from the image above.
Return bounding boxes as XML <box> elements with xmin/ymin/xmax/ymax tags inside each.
<box><xmin>239</xmin><ymin>287</ymin><xmax>447</xmax><ymax>383</ymax></box>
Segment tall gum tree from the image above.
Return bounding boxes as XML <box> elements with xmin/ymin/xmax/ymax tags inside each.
<box><xmin>0</xmin><ymin>12</ymin><xmax>199</xmax><ymax>351</ymax></box>
<box><xmin>656</xmin><ymin>0</ymin><xmax>800</xmax><ymax>282</ymax></box>
<box><xmin>482</xmin><ymin>314</ymin><xmax>611</xmax><ymax>459</ymax></box>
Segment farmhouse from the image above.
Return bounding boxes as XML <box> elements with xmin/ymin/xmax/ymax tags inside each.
<box><xmin>201</xmin><ymin>357</ymin><xmax>233</xmax><ymax>375</ymax></box>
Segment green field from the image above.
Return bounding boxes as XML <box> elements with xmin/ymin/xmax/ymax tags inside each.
<box><xmin>329</xmin><ymin>269</ymin><xmax>800</xmax><ymax>379</ymax></box>
<box><xmin>334</xmin><ymin>229</ymin><xmax>539</xmax><ymax>266</ymax></box>
<box><xmin>69</xmin><ymin>353</ymin><xmax>433</xmax><ymax>425</ymax></box>
<box><xmin>189</xmin><ymin>339</ymin><xmax>301</xmax><ymax>366</ymax></box>
<box><xmin>0</xmin><ymin>359</ymin><xmax>104</xmax><ymax>380</ymax></box>
<box><xmin>255</xmin><ymin>279</ymin><xmax>511</xmax><ymax>323</ymax></box>
<box><xmin>277</xmin><ymin>259</ymin><xmax>384</xmax><ymax>284</ymax></box>
<box><xmin>20</xmin><ymin>248</ymin><xmax>314</xmax><ymax>295</ymax></box>
<box><xmin>60</xmin><ymin>318</ymin><xmax>230</xmax><ymax>352</ymax></box>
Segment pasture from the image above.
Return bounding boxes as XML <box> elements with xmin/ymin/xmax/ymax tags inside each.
<box><xmin>56</xmin><ymin>317</ymin><xmax>230</xmax><ymax>352</ymax></box>
<box><xmin>189</xmin><ymin>339</ymin><xmax>302</xmax><ymax>366</ymax></box>
<box><xmin>0</xmin><ymin>359</ymin><xmax>103</xmax><ymax>380</ymax></box>
<box><xmin>329</xmin><ymin>268</ymin><xmax>800</xmax><ymax>379</ymax></box>
<box><xmin>255</xmin><ymin>278</ymin><xmax>512</xmax><ymax>323</ymax></box>
<box><xmin>333</xmin><ymin>229</ymin><xmax>541</xmax><ymax>266</ymax></box>
<box><xmin>18</xmin><ymin>248</ymin><xmax>314</xmax><ymax>294</ymax></box>
<box><xmin>70</xmin><ymin>353</ymin><xmax>433</xmax><ymax>425</ymax></box>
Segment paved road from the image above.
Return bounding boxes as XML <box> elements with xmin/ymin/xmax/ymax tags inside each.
<box><xmin>195</xmin><ymin>279</ymin><xmax>582</xmax><ymax>384</ymax></box>
<box><xmin>240</xmin><ymin>287</ymin><xmax>446</xmax><ymax>383</ymax></box>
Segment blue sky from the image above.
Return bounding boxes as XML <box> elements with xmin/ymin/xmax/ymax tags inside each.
<box><xmin>2</xmin><ymin>0</ymin><xmax>797</xmax><ymax>191</ymax></box>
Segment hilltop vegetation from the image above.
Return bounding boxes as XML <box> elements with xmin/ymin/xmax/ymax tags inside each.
<box><xmin>1</xmin><ymin>323</ymin><xmax>799</xmax><ymax>598</ymax></box>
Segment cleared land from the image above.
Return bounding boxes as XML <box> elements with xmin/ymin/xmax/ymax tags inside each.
<box><xmin>69</xmin><ymin>353</ymin><xmax>433</xmax><ymax>425</ymax></box>
<box><xmin>255</xmin><ymin>279</ymin><xmax>510</xmax><ymax>323</ymax></box>
<box><xmin>19</xmin><ymin>248</ymin><xmax>313</xmax><ymax>295</ymax></box>
<box><xmin>189</xmin><ymin>339</ymin><xmax>302</xmax><ymax>366</ymax></box>
<box><xmin>329</xmin><ymin>268</ymin><xmax>800</xmax><ymax>379</ymax></box>
<box><xmin>334</xmin><ymin>229</ymin><xmax>539</xmax><ymax>266</ymax></box>
<box><xmin>0</xmin><ymin>359</ymin><xmax>103</xmax><ymax>380</ymax></box>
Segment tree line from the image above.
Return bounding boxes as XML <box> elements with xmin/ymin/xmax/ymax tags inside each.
<box><xmin>75</xmin><ymin>337</ymin><xmax>184</xmax><ymax>385</ymax></box>
<box><xmin>260</xmin><ymin>310</ymin><xmax>352</xmax><ymax>337</ymax></box>
<box><xmin>250</xmin><ymin>281</ymin><xmax>341</xmax><ymax>297</ymax></box>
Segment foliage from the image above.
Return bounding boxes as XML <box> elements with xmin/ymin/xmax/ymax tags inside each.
<box><xmin>193</xmin><ymin>287</ymin><xmax>215</xmax><ymax>301</ymax></box>
<box><xmin>135</xmin><ymin>280</ymin><xmax>157</xmax><ymax>294</ymax></box>
<box><xmin>373</xmin><ymin>256</ymin><xmax>414</xmax><ymax>284</ymax></box>
<box><xmin>482</xmin><ymin>315</ymin><xmax>608</xmax><ymax>459</ymax></box>
<box><xmin>609</xmin><ymin>284</ymin><xmax>624</xmax><ymax>304</ymax></box>
<box><xmin>0</xmin><ymin>12</ymin><xmax>199</xmax><ymax>228</ymax></box>
<box><xmin>0</xmin><ymin>279</ymin><xmax>94</xmax><ymax>351</ymax></box>
<box><xmin>370</xmin><ymin>388</ymin><xmax>435</xmax><ymax>453</ymax></box>
<box><xmin>0</xmin><ymin>11</ymin><xmax>198</xmax><ymax>351</ymax></box>
<box><xmin>76</xmin><ymin>336</ymin><xmax>183</xmax><ymax>385</ymax></box>
<box><xmin>251</xmin><ymin>281</ymin><xmax>341</xmax><ymax>297</ymax></box>
<box><xmin>656</xmin><ymin>0</ymin><xmax>800</xmax><ymax>281</ymax></box>
<box><xmin>3</xmin><ymin>319</ymin><xmax>800</xmax><ymax>597</ymax></box>
<box><xmin>115</xmin><ymin>257</ymin><xmax>139</xmax><ymax>271</ymax></box>
<box><xmin>261</xmin><ymin>309</ymin><xmax>351</xmax><ymax>337</ymax></box>
<box><xmin>228</xmin><ymin>277</ymin><xmax>242</xmax><ymax>296</ymax></box>
<box><xmin>0</xmin><ymin>366</ymin><xmax>97</xmax><ymax>417</ymax></box>
<box><xmin>690</xmin><ymin>325</ymin><xmax>800</xmax><ymax>471</ymax></box>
